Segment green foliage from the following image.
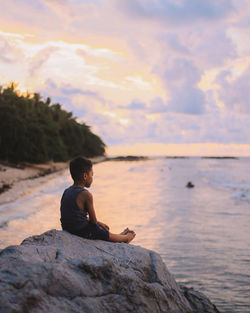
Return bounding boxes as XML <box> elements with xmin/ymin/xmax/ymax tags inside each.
<box><xmin>0</xmin><ymin>84</ymin><xmax>106</xmax><ymax>163</ymax></box>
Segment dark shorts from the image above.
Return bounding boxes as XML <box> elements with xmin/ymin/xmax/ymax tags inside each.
<box><xmin>65</xmin><ymin>222</ymin><xmax>109</xmax><ymax>241</ymax></box>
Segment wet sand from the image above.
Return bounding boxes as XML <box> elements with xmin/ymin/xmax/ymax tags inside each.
<box><xmin>0</xmin><ymin>162</ymin><xmax>68</xmax><ymax>205</ymax></box>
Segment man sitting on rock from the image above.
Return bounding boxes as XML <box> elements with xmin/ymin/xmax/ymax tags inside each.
<box><xmin>60</xmin><ymin>156</ymin><xmax>136</xmax><ymax>243</ymax></box>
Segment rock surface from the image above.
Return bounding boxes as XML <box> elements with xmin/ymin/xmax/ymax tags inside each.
<box><xmin>0</xmin><ymin>229</ymin><xmax>220</xmax><ymax>313</ymax></box>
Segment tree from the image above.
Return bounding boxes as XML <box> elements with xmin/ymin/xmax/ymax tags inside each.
<box><xmin>0</xmin><ymin>84</ymin><xmax>106</xmax><ymax>163</ymax></box>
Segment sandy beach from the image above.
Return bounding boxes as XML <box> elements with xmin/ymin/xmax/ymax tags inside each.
<box><xmin>0</xmin><ymin>161</ymin><xmax>68</xmax><ymax>205</ymax></box>
<box><xmin>0</xmin><ymin>156</ymin><xmax>106</xmax><ymax>205</ymax></box>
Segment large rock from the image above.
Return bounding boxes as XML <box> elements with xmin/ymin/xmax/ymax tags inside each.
<box><xmin>0</xmin><ymin>229</ymin><xmax>220</xmax><ymax>313</ymax></box>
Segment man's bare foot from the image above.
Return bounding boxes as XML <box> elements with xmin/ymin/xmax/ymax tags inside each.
<box><xmin>120</xmin><ymin>228</ymin><xmax>135</xmax><ymax>235</ymax></box>
<box><xmin>120</xmin><ymin>227</ymin><xmax>134</xmax><ymax>235</ymax></box>
<box><xmin>120</xmin><ymin>227</ymin><xmax>129</xmax><ymax>235</ymax></box>
<box><xmin>125</xmin><ymin>231</ymin><xmax>136</xmax><ymax>243</ymax></box>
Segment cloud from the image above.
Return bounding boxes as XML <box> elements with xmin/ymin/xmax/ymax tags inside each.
<box><xmin>0</xmin><ymin>36</ymin><xmax>23</xmax><ymax>63</ymax></box>
<box><xmin>60</xmin><ymin>85</ymin><xmax>99</xmax><ymax>97</ymax></box>
<box><xmin>125</xmin><ymin>101</ymin><xmax>146</xmax><ymax>110</ymax></box>
<box><xmin>38</xmin><ymin>80</ymin><xmax>114</xmax><ymax>128</ymax></box>
<box><xmin>42</xmin><ymin>0</ymin><xmax>71</xmax><ymax>17</ymax></box>
<box><xmin>77</xmin><ymin>47</ymin><xmax>122</xmax><ymax>62</ymax></box>
<box><xmin>0</xmin><ymin>1</ymin><xmax>49</xmax><ymax>26</ymax></box>
<box><xmin>97</xmin><ymin>107</ymin><xmax>250</xmax><ymax>146</ymax></box>
<box><xmin>0</xmin><ymin>0</ymin><xmax>75</xmax><ymax>41</ymax></box>
<box><xmin>155</xmin><ymin>58</ymin><xmax>206</xmax><ymax>114</ymax></box>
<box><xmin>29</xmin><ymin>46</ymin><xmax>59</xmax><ymax>76</ymax></box>
<box><xmin>0</xmin><ymin>0</ymin><xmax>250</xmax><ymax>153</ymax></box>
<box><xmin>217</xmin><ymin>66</ymin><xmax>250</xmax><ymax>114</ymax></box>
<box><xmin>148</xmin><ymin>98</ymin><xmax>168</xmax><ymax>114</ymax></box>
<box><xmin>118</xmin><ymin>98</ymin><xmax>168</xmax><ymax>115</ymax></box>
<box><xmin>167</xmin><ymin>86</ymin><xmax>206</xmax><ymax>114</ymax></box>
<box><xmin>162</xmin><ymin>58</ymin><xmax>201</xmax><ymax>86</ymax></box>
<box><xmin>157</xmin><ymin>33</ymin><xmax>190</xmax><ymax>56</ymax></box>
<box><xmin>184</xmin><ymin>27</ymin><xmax>237</xmax><ymax>68</ymax></box>
<box><xmin>118</xmin><ymin>0</ymin><xmax>235</xmax><ymax>24</ymax></box>
<box><xmin>36</xmin><ymin>77</ymin><xmax>250</xmax><ymax>148</ymax></box>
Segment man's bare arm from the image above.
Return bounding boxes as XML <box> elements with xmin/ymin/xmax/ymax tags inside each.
<box><xmin>85</xmin><ymin>191</ymin><xmax>98</xmax><ymax>224</ymax></box>
<box><xmin>77</xmin><ymin>190</ymin><xmax>109</xmax><ymax>229</ymax></box>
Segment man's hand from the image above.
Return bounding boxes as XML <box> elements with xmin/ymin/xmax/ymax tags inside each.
<box><xmin>97</xmin><ymin>221</ymin><xmax>110</xmax><ymax>231</ymax></box>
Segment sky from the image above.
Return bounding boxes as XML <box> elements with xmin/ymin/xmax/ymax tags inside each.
<box><xmin>0</xmin><ymin>0</ymin><xmax>250</xmax><ymax>156</ymax></box>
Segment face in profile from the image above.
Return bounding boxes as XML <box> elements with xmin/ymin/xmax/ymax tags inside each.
<box><xmin>84</xmin><ymin>168</ymin><xmax>93</xmax><ymax>187</ymax></box>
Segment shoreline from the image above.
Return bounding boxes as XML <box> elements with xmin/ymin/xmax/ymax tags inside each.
<box><xmin>0</xmin><ymin>156</ymin><xmax>107</xmax><ymax>205</ymax></box>
<box><xmin>0</xmin><ymin>154</ymin><xmax>242</xmax><ymax>205</ymax></box>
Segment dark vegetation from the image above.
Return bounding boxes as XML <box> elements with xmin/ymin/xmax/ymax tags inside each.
<box><xmin>0</xmin><ymin>84</ymin><xmax>106</xmax><ymax>163</ymax></box>
<box><xmin>106</xmin><ymin>155</ymin><xmax>149</xmax><ymax>161</ymax></box>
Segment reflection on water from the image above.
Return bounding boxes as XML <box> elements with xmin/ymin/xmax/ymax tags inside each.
<box><xmin>0</xmin><ymin>158</ymin><xmax>250</xmax><ymax>313</ymax></box>
<box><xmin>0</xmin><ymin>173</ymin><xmax>70</xmax><ymax>246</ymax></box>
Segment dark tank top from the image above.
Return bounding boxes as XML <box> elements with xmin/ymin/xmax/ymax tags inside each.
<box><xmin>60</xmin><ymin>186</ymin><xmax>89</xmax><ymax>231</ymax></box>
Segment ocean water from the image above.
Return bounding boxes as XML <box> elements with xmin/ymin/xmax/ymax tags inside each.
<box><xmin>0</xmin><ymin>157</ymin><xmax>250</xmax><ymax>313</ymax></box>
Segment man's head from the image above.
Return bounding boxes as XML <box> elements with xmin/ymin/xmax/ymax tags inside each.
<box><xmin>69</xmin><ymin>156</ymin><xmax>93</xmax><ymax>187</ymax></box>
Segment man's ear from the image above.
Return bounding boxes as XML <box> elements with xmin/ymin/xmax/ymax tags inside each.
<box><xmin>83</xmin><ymin>172</ymin><xmax>87</xmax><ymax>180</ymax></box>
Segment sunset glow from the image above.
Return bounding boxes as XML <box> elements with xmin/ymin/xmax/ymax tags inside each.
<box><xmin>1</xmin><ymin>0</ymin><xmax>250</xmax><ymax>156</ymax></box>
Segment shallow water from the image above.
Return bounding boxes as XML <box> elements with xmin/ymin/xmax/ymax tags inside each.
<box><xmin>0</xmin><ymin>157</ymin><xmax>250</xmax><ymax>313</ymax></box>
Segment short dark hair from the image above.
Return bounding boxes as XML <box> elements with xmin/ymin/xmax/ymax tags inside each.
<box><xmin>69</xmin><ymin>157</ymin><xmax>92</xmax><ymax>182</ymax></box>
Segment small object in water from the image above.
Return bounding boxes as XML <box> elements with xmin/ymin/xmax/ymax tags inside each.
<box><xmin>0</xmin><ymin>183</ymin><xmax>12</xmax><ymax>194</ymax></box>
<box><xmin>186</xmin><ymin>181</ymin><xmax>195</xmax><ymax>188</ymax></box>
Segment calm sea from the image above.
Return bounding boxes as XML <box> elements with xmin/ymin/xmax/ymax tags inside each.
<box><xmin>0</xmin><ymin>157</ymin><xmax>250</xmax><ymax>313</ymax></box>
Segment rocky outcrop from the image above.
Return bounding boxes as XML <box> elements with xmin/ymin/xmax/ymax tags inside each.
<box><xmin>0</xmin><ymin>229</ymin><xmax>220</xmax><ymax>313</ymax></box>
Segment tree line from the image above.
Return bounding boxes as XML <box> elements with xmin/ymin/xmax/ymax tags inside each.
<box><xmin>0</xmin><ymin>84</ymin><xmax>106</xmax><ymax>163</ymax></box>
